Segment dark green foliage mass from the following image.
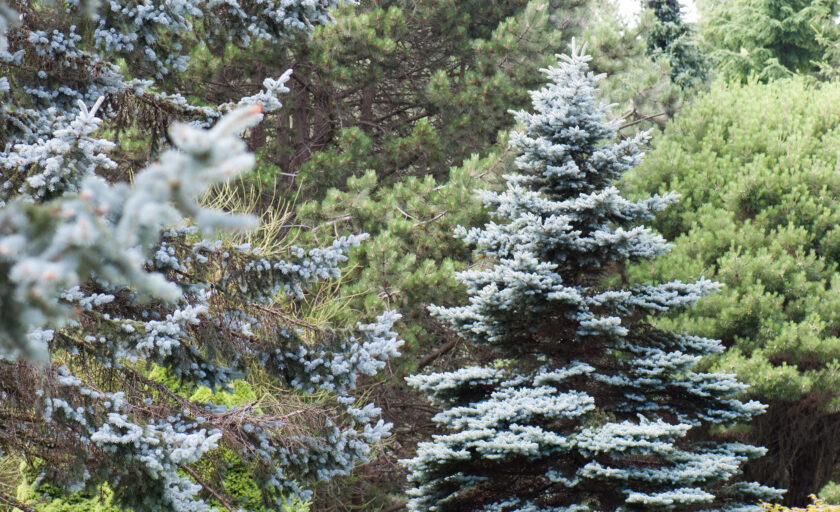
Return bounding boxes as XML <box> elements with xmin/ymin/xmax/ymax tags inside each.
<box><xmin>646</xmin><ymin>0</ymin><xmax>707</xmax><ymax>88</ymax></box>
<box><xmin>238</xmin><ymin>0</ymin><xmax>587</xmax><ymax>197</ymax></box>
<box><xmin>699</xmin><ymin>0</ymin><xmax>840</xmax><ymax>82</ymax></box>
<box><xmin>627</xmin><ymin>77</ymin><xmax>840</xmax><ymax>505</ymax></box>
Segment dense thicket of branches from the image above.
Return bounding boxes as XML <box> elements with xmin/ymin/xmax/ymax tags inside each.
<box><xmin>6</xmin><ymin>0</ymin><xmax>840</xmax><ymax>510</ymax></box>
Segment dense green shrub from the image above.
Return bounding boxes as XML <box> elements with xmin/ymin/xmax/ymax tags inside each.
<box><xmin>627</xmin><ymin>76</ymin><xmax>840</xmax><ymax>505</ymax></box>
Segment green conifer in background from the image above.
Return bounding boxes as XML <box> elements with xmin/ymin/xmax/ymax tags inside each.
<box><xmin>646</xmin><ymin>0</ymin><xmax>707</xmax><ymax>89</ymax></box>
<box><xmin>584</xmin><ymin>1</ymin><xmax>686</xmax><ymax>134</ymax></box>
<box><xmin>699</xmin><ymin>0</ymin><xmax>840</xmax><ymax>82</ymax></box>
<box><xmin>234</xmin><ymin>0</ymin><xmax>589</xmax><ymax>198</ymax></box>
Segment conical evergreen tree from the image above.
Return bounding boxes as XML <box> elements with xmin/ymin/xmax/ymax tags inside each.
<box><xmin>403</xmin><ymin>45</ymin><xmax>782</xmax><ymax>512</ymax></box>
<box><xmin>645</xmin><ymin>0</ymin><xmax>707</xmax><ymax>89</ymax></box>
<box><xmin>0</xmin><ymin>3</ymin><xmax>403</xmax><ymax>509</ymax></box>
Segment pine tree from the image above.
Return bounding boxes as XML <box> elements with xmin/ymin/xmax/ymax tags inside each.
<box><xmin>583</xmin><ymin>1</ymin><xmax>683</xmax><ymax>135</ymax></box>
<box><xmin>0</xmin><ymin>0</ymin><xmax>331</xmax><ymax>180</ymax></box>
<box><xmin>290</xmin><ymin>145</ymin><xmax>513</xmax><ymax>510</ymax></box>
<box><xmin>296</xmin><ymin>147</ymin><xmax>513</xmax><ymax>371</ymax></box>
<box><xmin>625</xmin><ymin>76</ymin><xmax>840</xmax><ymax>506</ymax></box>
<box><xmin>0</xmin><ymin>102</ymin><xmax>403</xmax><ymax>512</ymax></box>
<box><xmin>237</xmin><ymin>0</ymin><xmax>585</xmax><ymax>198</ymax></box>
<box><xmin>404</xmin><ymin>45</ymin><xmax>781</xmax><ymax>512</ymax></box>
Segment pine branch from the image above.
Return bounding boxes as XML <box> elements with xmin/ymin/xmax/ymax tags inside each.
<box><xmin>619</xmin><ymin>111</ymin><xmax>666</xmax><ymax>130</ymax></box>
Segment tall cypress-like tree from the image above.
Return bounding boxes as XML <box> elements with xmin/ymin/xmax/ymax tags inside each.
<box><xmin>403</xmin><ymin>45</ymin><xmax>782</xmax><ymax>511</ymax></box>
<box><xmin>646</xmin><ymin>0</ymin><xmax>707</xmax><ymax>89</ymax></box>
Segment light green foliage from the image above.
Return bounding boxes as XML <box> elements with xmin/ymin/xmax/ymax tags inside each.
<box><xmin>626</xmin><ymin>76</ymin><xmax>840</xmax><ymax>505</ymax></box>
<box><xmin>155</xmin><ymin>368</ymin><xmax>268</xmax><ymax>511</ymax></box>
<box><xmin>699</xmin><ymin>0</ymin><xmax>840</xmax><ymax>82</ymax></box>
<box><xmin>16</xmin><ymin>478</ymin><xmax>120</xmax><ymax>512</ymax></box>
<box><xmin>149</xmin><ymin>364</ymin><xmax>259</xmax><ymax>410</ymax></box>
<box><xmin>297</xmin><ymin>147</ymin><xmax>512</xmax><ymax>368</ymax></box>
<box><xmin>15</xmin><ymin>474</ymin><xmax>309</xmax><ymax>512</ymax></box>
<box><xmin>584</xmin><ymin>1</ymin><xmax>684</xmax><ymax>131</ymax></box>
<box><xmin>820</xmin><ymin>482</ymin><xmax>840</xmax><ymax>505</ymax></box>
<box><xmin>194</xmin><ymin>448</ymin><xmax>308</xmax><ymax>512</ymax></box>
<box><xmin>189</xmin><ymin>380</ymin><xmax>257</xmax><ymax>409</ymax></box>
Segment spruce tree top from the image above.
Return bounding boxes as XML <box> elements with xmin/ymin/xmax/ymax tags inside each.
<box><xmin>434</xmin><ymin>44</ymin><xmax>689</xmax><ymax>351</ymax></box>
<box><xmin>404</xmin><ymin>44</ymin><xmax>781</xmax><ymax>512</ymax></box>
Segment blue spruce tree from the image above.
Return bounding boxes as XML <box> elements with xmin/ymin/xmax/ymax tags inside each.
<box><xmin>0</xmin><ymin>2</ymin><xmax>404</xmax><ymax>510</ymax></box>
<box><xmin>403</xmin><ymin>44</ymin><xmax>782</xmax><ymax>512</ymax></box>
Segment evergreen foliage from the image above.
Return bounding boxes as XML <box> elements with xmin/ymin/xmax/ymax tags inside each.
<box><xmin>626</xmin><ymin>77</ymin><xmax>840</xmax><ymax>505</ymax></box>
<box><xmin>645</xmin><ymin>0</ymin><xmax>707</xmax><ymax>89</ymax></box>
<box><xmin>291</xmin><ymin>145</ymin><xmax>513</xmax><ymax>510</ymax></box>
<box><xmin>583</xmin><ymin>1</ymin><xmax>685</xmax><ymax>133</ymax></box>
<box><xmin>0</xmin><ymin>1</ymin><xmax>405</xmax><ymax>510</ymax></box>
<box><xmin>239</xmin><ymin>0</ymin><xmax>585</xmax><ymax>197</ymax></box>
<box><xmin>0</xmin><ymin>0</ymin><xmax>336</xmax><ymax>133</ymax></box>
<box><xmin>15</xmin><ymin>475</ymin><xmax>122</xmax><ymax>512</ymax></box>
<box><xmin>403</xmin><ymin>45</ymin><xmax>779</xmax><ymax>512</ymax></box>
<box><xmin>0</xmin><ymin>103</ymin><xmax>403</xmax><ymax>512</ymax></box>
<box><xmin>698</xmin><ymin>0</ymin><xmax>840</xmax><ymax>82</ymax></box>
<box><xmin>0</xmin><ymin>103</ymin><xmax>261</xmax><ymax>361</ymax></box>
<box><xmin>0</xmin><ymin>0</ymin><xmax>329</xmax><ymax>182</ymax></box>
<box><xmin>6</xmin><ymin>0</ymin><xmax>840</xmax><ymax>510</ymax></box>
<box><xmin>297</xmin><ymin>147</ymin><xmax>512</xmax><ymax>370</ymax></box>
